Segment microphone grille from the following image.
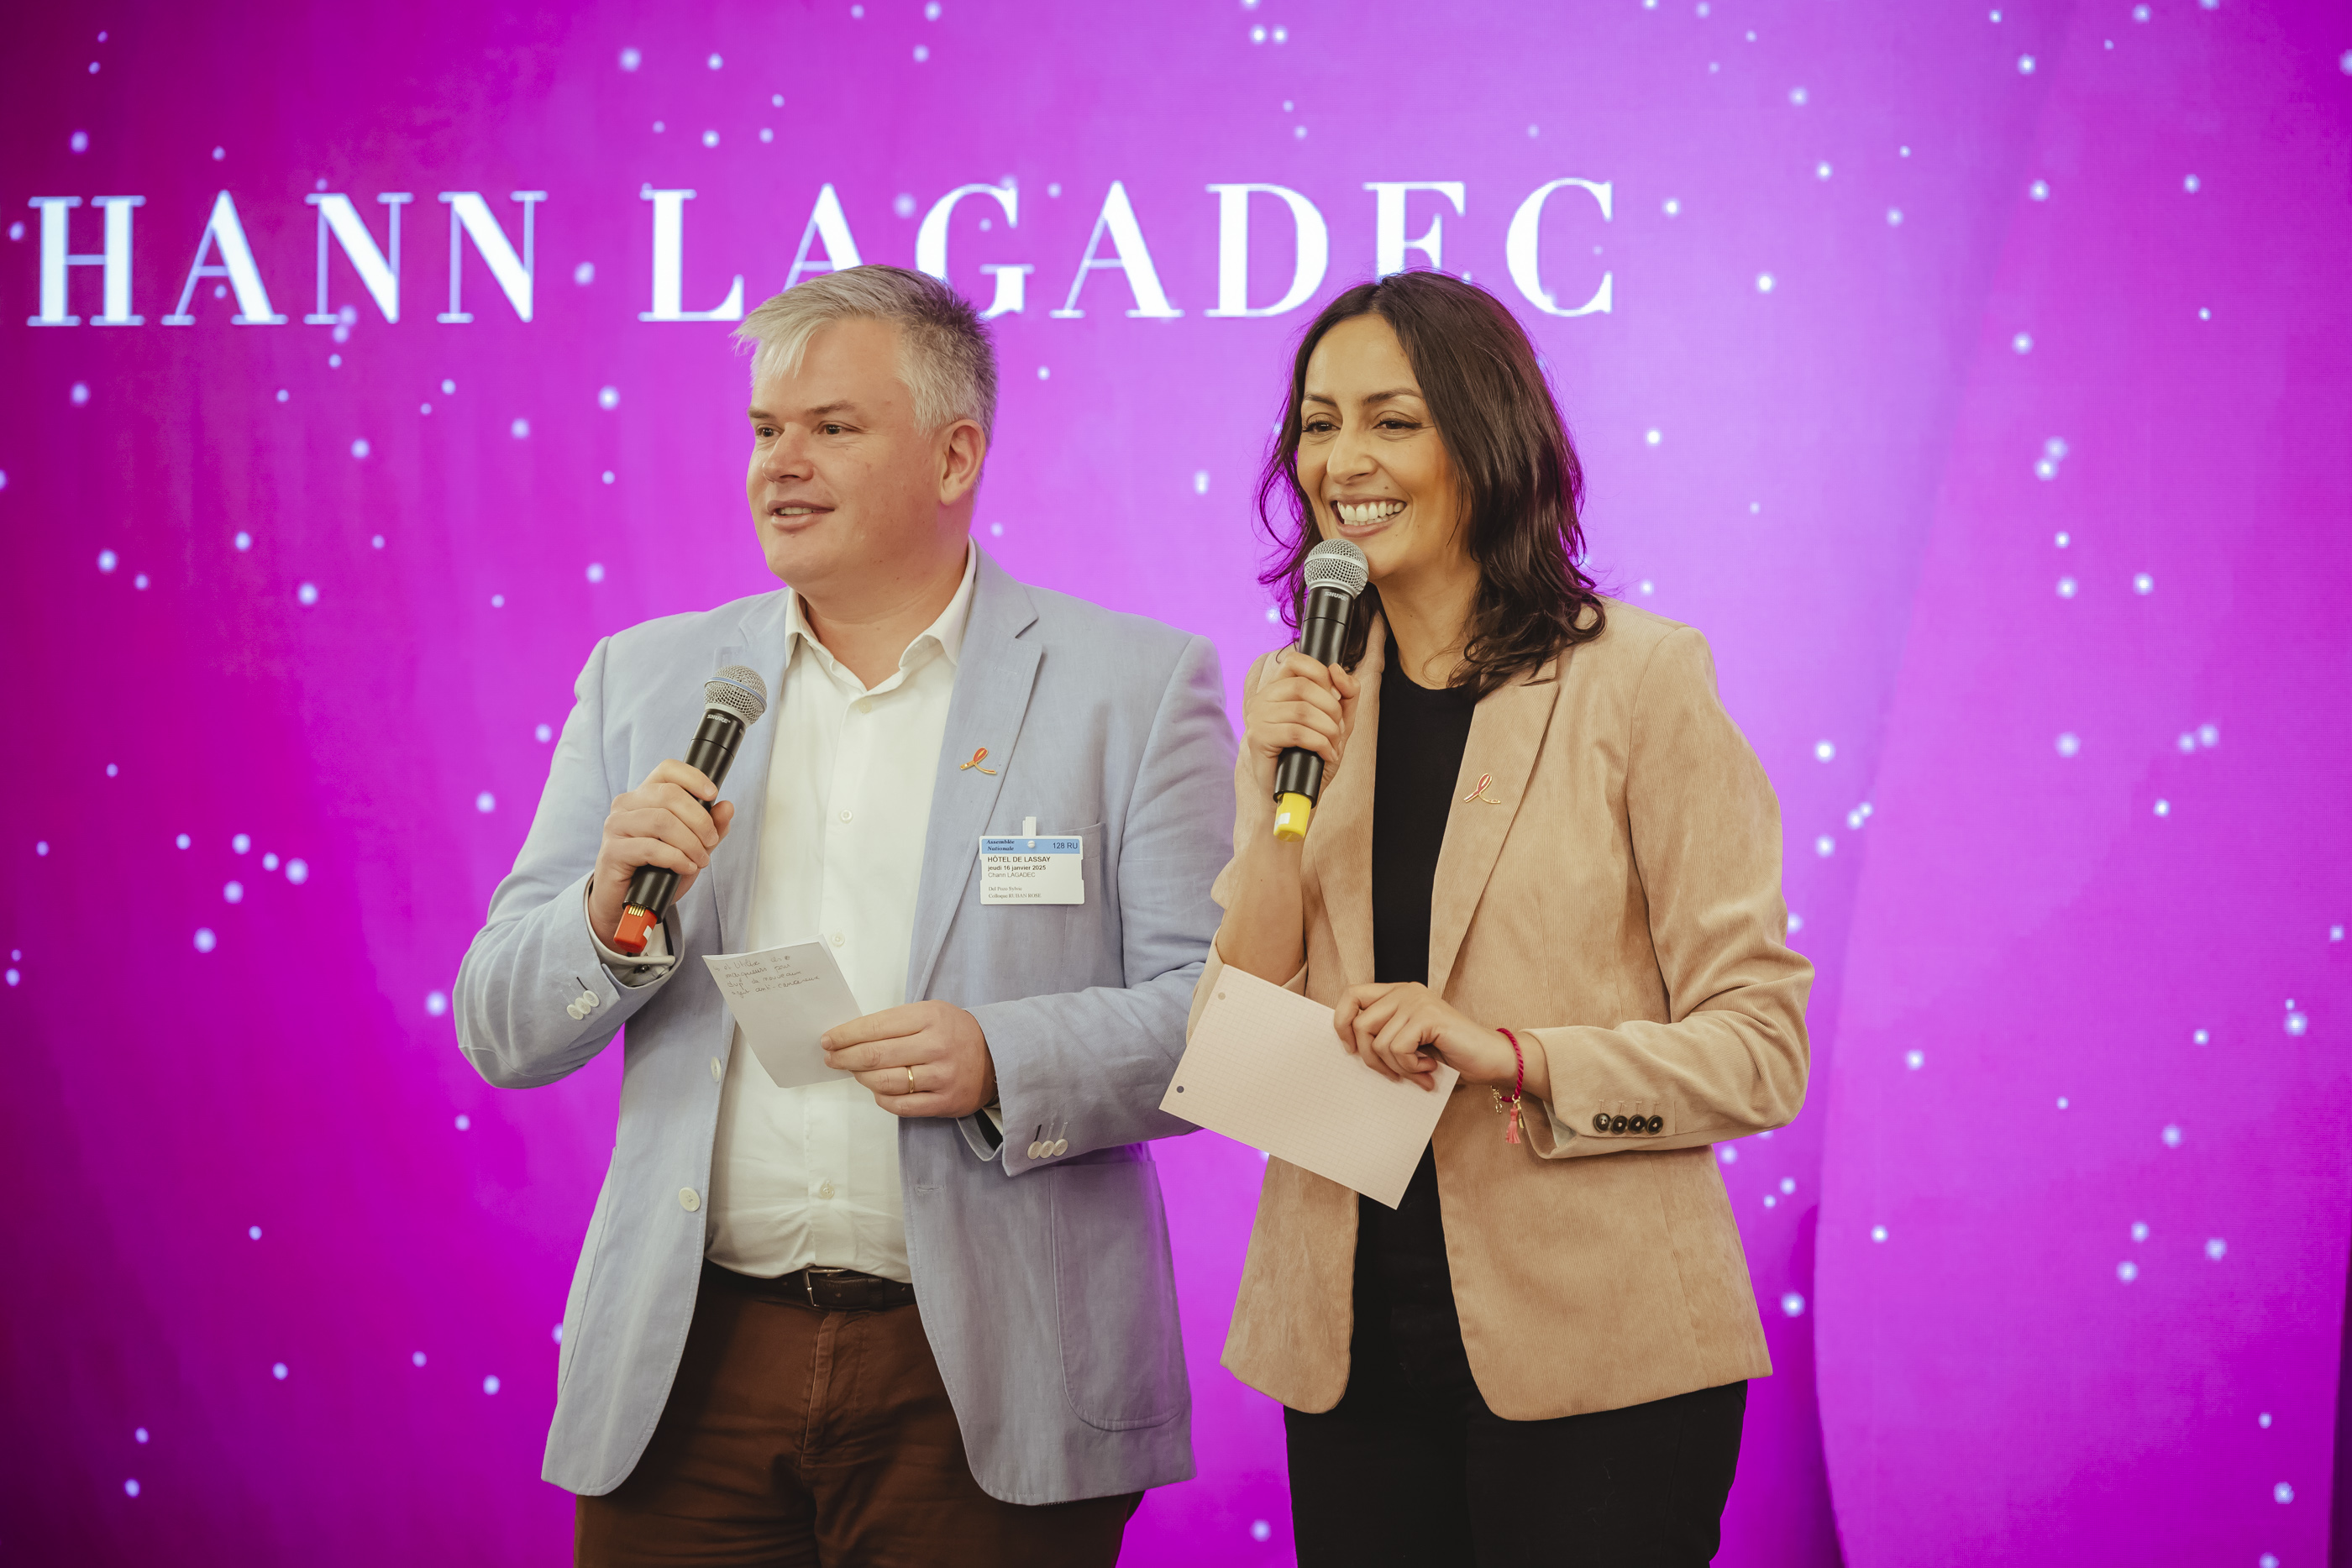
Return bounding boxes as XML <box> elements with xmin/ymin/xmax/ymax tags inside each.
<box><xmin>704</xmin><ymin>665</ymin><xmax>770</xmax><ymax>722</ymax></box>
<box><xmin>1302</xmin><ymin>538</ymin><xmax>1370</xmax><ymax>598</ymax></box>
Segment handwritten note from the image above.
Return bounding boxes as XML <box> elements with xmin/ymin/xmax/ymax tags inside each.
<box><xmin>701</xmin><ymin>941</ymin><xmax>864</xmax><ymax>1089</ymax></box>
<box><xmin>1160</xmin><ymin>966</ymin><xmax>1457</xmax><ymax>1209</ymax></box>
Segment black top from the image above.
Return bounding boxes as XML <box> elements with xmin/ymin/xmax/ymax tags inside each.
<box><xmin>1349</xmin><ymin>637</ymin><xmax>1480</xmax><ymax>1403</ymax></box>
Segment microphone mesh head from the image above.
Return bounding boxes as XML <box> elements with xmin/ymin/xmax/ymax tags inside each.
<box><xmin>1303</xmin><ymin>538</ymin><xmax>1370</xmax><ymax>599</ymax></box>
<box><xmin>704</xmin><ymin>665</ymin><xmax>770</xmax><ymax>722</ymax></box>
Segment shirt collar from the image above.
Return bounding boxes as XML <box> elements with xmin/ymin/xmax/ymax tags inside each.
<box><xmin>781</xmin><ymin>540</ymin><xmax>979</xmax><ymax>687</ymax></box>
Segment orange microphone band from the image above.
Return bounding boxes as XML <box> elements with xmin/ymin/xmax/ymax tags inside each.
<box><xmin>610</xmin><ymin>904</ymin><xmax>659</xmax><ymax>956</ymax></box>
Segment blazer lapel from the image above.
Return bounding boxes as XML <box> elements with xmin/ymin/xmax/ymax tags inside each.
<box><xmin>1308</xmin><ymin>619</ymin><xmax>1382</xmax><ymax>990</ymax></box>
<box><xmin>906</xmin><ymin>552</ymin><xmax>1042</xmax><ymax>1002</ymax></box>
<box><xmin>1425</xmin><ymin>654</ymin><xmax>1567</xmax><ymax>997</ymax></box>
<box><xmin>706</xmin><ymin>592</ymin><xmax>795</xmax><ymax>955</ymax></box>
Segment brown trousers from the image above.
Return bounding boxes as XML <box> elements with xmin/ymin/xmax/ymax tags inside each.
<box><xmin>577</xmin><ymin>1264</ymin><xmax>1140</xmax><ymax>1567</ymax></box>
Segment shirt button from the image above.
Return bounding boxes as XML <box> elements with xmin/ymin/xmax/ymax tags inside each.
<box><xmin>857</xmin><ymin>699</ymin><xmax>872</xmax><ymax>715</ymax></box>
<box><xmin>839</xmin><ymin>810</ymin><xmax>853</xmax><ymax>822</ymax></box>
<box><xmin>710</xmin><ymin>1057</ymin><xmax>722</xmax><ymax>1083</ymax></box>
<box><xmin>831</xmin><ymin>933</ymin><xmax>845</xmax><ymax>947</ymax></box>
<box><xmin>678</xmin><ymin>1188</ymin><xmax>701</xmax><ymax>1212</ymax></box>
<box><xmin>817</xmin><ymin>1181</ymin><xmax>835</xmax><ymax>1199</ymax></box>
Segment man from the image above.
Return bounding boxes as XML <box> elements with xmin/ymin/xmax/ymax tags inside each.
<box><xmin>454</xmin><ymin>265</ymin><xmax>1233</xmax><ymax>1564</ymax></box>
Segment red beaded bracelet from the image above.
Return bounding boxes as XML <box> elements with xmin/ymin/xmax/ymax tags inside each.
<box><xmin>1494</xmin><ymin>1027</ymin><xmax>1525</xmax><ymax>1146</ymax></box>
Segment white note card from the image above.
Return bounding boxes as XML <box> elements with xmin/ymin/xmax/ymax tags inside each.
<box><xmin>1160</xmin><ymin>966</ymin><xmax>1457</xmax><ymax>1209</ymax></box>
<box><xmin>701</xmin><ymin>941</ymin><xmax>863</xmax><ymax>1089</ymax></box>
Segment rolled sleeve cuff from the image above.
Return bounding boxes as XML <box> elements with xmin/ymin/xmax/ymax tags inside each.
<box><xmin>581</xmin><ymin>884</ymin><xmax>678</xmax><ymax>989</ymax></box>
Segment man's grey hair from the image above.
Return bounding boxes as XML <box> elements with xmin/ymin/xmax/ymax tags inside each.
<box><xmin>733</xmin><ymin>265</ymin><xmax>999</xmax><ymax>441</ymax></box>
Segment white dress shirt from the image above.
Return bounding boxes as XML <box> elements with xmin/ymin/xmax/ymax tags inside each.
<box><xmin>594</xmin><ymin>546</ymin><xmax>977</xmax><ymax>1283</ymax></box>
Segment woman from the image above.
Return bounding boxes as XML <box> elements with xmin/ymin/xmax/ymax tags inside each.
<box><xmin>1195</xmin><ymin>271</ymin><xmax>1811</xmax><ymax>1566</ymax></box>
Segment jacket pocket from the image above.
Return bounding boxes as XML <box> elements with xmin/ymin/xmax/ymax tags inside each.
<box><xmin>1049</xmin><ymin>1160</ymin><xmax>1188</xmax><ymax>1430</ymax></box>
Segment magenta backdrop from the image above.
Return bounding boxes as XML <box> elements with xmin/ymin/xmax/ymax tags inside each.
<box><xmin>5</xmin><ymin>2</ymin><xmax>2350</xmax><ymax>1564</ymax></box>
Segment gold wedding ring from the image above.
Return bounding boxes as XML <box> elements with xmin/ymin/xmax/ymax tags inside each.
<box><xmin>906</xmin><ymin>1067</ymin><xmax>918</xmax><ymax>1096</ymax></box>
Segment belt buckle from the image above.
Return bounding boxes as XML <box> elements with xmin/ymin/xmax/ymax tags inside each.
<box><xmin>803</xmin><ymin>1265</ymin><xmax>852</xmax><ymax>1310</ymax></box>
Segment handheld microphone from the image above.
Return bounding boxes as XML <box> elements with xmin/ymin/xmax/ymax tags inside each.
<box><xmin>608</xmin><ymin>665</ymin><xmax>770</xmax><ymax>955</ymax></box>
<box><xmin>1272</xmin><ymin>538</ymin><xmax>1370</xmax><ymax>843</ymax></box>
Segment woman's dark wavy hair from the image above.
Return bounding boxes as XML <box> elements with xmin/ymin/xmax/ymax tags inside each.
<box><xmin>1255</xmin><ymin>270</ymin><xmax>1605</xmax><ymax>696</ymax></box>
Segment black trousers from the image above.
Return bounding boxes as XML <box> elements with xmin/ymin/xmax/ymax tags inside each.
<box><xmin>1292</xmin><ymin>1156</ymin><xmax>1748</xmax><ymax>1565</ymax></box>
<box><xmin>1285</xmin><ymin>1374</ymin><xmax>1747</xmax><ymax>1568</ymax></box>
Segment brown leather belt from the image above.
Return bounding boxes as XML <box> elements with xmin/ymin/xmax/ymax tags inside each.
<box><xmin>703</xmin><ymin>1258</ymin><xmax>916</xmax><ymax>1313</ymax></box>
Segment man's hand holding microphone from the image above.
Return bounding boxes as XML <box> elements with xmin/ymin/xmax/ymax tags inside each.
<box><xmin>587</xmin><ymin>664</ymin><xmax>995</xmax><ymax>1120</ymax></box>
<box><xmin>587</xmin><ymin>759</ymin><xmax>736</xmax><ymax>947</ymax></box>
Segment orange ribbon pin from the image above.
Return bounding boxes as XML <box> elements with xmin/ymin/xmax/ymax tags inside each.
<box><xmin>1462</xmin><ymin>772</ymin><xmax>1504</xmax><ymax>805</ymax></box>
<box><xmin>959</xmin><ymin>746</ymin><xmax>999</xmax><ymax>775</ymax></box>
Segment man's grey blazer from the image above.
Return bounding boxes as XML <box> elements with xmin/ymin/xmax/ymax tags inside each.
<box><xmin>454</xmin><ymin>550</ymin><xmax>1234</xmax><ymax>1503</ymax></box>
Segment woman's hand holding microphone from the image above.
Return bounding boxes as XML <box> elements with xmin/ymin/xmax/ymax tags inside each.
<box><xmin>1239</xmin><ymin>648</ymin><xmax>1362</xmax><ymax>831</ymax></box>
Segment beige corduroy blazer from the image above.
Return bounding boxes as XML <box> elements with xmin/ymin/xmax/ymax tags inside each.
<box><xmin>1189</xmin><ymin>600</ymin><xmax>1813</xmax><ymax>1419</ymax></box>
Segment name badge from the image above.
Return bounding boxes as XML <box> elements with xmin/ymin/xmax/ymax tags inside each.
<box><xmin>979</xmin><ymin>818</ymin><xmax>1084</xmax><ymax>905</ymax></box>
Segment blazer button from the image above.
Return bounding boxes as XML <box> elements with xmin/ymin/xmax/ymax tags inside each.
<box><xmin>1609</xmin><ymin>1115</ymin><xmax>1630</xmax><ymax>1134</ymax></box>
<box><xmin>1646</xmin><ymin>1114</ymin><xmax>1664</xmax><ymax>1135</ymax></box>
<box><xmin>1050</xmin><ymin>1139</ymin><xmax>1068</xmax><ymax>1156</ymax></box>
<box><xmin>1591</xmin><ymin>1113</ymin><xmax>1610</xmax><ymax>1134</ymax></box>
<box><xmin>1026</xmin><ymin>1141</ymin><xmax>1043</xmax><ymax>1159</ymax></box>
<box><xmin>678</xmin><ymin>1188</ymin><xmax>701</xmax><ymax>1212</ymax></box>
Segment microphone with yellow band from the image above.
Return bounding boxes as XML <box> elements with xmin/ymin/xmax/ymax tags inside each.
<box><xmin>1271</xmin><ymin>538</ymin><xmax>1370</xmax><ymax>842</ymax></box>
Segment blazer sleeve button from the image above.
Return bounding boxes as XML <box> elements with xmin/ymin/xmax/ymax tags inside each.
<box><xmin>1646</xmin><ymin>1115</ymin><xmax>1664</xmax><ymax>1135</ymax></box>
<box><xmin>1609</xmin><ymin>1114</ymin><xmax>1629</xmax><ymax>1134</ymax></box>
<box><xmin>1591</xmin><ymin>1113</ymin><xmax>1610</xmax><ymax>1135</ymax></box>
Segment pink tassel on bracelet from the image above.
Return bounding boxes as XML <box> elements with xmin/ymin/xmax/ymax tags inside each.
<box><xmin>1495</xmin><ymin>1028</ymin><xmax>1525</xmax><ymax>1145</ymax></box>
